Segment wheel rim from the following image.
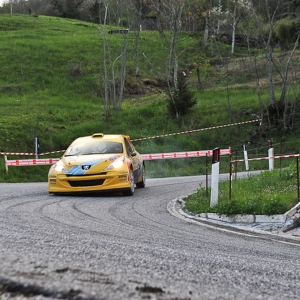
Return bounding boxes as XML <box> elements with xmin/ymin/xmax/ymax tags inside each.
<box><xmin>129</xmin><ymin>170</ymin><xmax>135</xmax><ymax>192</ymax></box>
<box><xmin>142</xmin><ymin>168</ymin><xmax>146</xmax><ymax>185</ymax></box>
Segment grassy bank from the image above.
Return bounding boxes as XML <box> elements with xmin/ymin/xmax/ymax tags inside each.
<box><xmin>184</xmin><ymin>164</ymin><xmax>299</xmax><ymax>216</ymax></box>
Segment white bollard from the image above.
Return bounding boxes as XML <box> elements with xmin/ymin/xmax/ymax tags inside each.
<box><xmin>268</xmin><ymin>139</ymin><xmax>274</xmax><ymax>171</ymax></box>
<box><xmin>4</xmin><ymin>155</ymin><xmax>8</xmax><ymax>174</ymax></box>
<box><xmin>35</xmin><ymin>136</ymin><xmax>39</xmax><ymax>160</ymax></box>
<box><xmin>243</xmin><ymin>144</ymin><xmax>249</xmax><ymax>171</ymax></box>
<box><xmin>210</xmin><ymin>148</ymin><xmax>220</xmax><ymax>207</ymax></box>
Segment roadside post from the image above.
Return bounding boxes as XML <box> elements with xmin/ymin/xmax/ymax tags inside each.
<box><xmin>243</xmin><ymin>143</ymin><xmax>249</xmax><ymax>171</ymax></box>
<box><xmin>297</xmin><ymin>157</ymin><xmax>300</xmax><ymax>202</ymax></box>
<box><xmin>35</xmin><ymin>137</ymin><xmax>40</xmax><ymax>160</ymax></box>
<box><xmin>210</xmin><ymin>147</ymin><xmax>220</xmax><ymax>207</ymax></box>
<box><xmin>206</xmin><ymin>153</ymin><xmax>208</xmax><ymax>197</ymax></box>
<box><xmin>268</xmin><ymin>139</ymin><xmax>274</xmax><ymax>171</ymax></box>
<box><xmin>229</xmin><ymin>151</ymin><xmax>233</xmax><ymax>200</ymax></box>
<box><xmin>4</xmin><ymin>155</ymin><xmax>8</xmax><ymax>174</ymax></box>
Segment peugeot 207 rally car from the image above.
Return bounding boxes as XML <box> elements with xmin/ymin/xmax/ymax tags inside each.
<box><xmin>48</xmin><ymin>133</ymin><xmax>145</xmax><ymax>196</ymax></box>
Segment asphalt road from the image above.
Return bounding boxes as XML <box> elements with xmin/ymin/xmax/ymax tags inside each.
<box><xmin>0</xmin><ymin>175</ymin><xmax>300</xmax><ymax>300</ymax></box>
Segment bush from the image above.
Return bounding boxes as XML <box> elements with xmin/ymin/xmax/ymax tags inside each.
<box><xmin>275</xmin><ymin>19</ymin><xmax>300</xmax><ymax>50</ymax></box>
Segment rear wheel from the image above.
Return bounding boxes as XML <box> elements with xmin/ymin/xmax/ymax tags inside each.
<box><xmin>136</xmin><ymin>165</ymin><xmax>146</xmax><ymax>188</ymax></box>
<box><xmin>123</xmin><ymin>169</ymin><xmax>135</xmax><ymax>196</ymax></box>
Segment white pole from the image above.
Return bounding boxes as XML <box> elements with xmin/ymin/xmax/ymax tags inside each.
<box><xmin>268</xmin><ymin>139</ymin><xmax>274</xmax><ymax>171</ymax></box>
<box><xmin>35</xmin><ymin>137</ymin><xmax>39</xmax><ymax>160</ymax></box>
<box><xmin>210</xmin><ymin>148</ymin><xmax>220</xmax><ymax>207</ymax></box>
<box><xmin>243</xmin><ymin>144</ymin><xmax>249</xmax><ymax>171</ymax></box>
<box><xmin>4</xmin><ymin>155</ymin><xmax>8</xmax><ymax>174</ymax></box>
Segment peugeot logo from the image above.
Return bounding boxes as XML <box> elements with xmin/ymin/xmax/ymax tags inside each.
<box><xmin>81</xmin><ymin>165</ymin><xmax>91</xmax><ymax>171</ymax></box>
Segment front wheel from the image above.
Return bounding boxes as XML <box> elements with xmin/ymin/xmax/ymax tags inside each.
<box><xmin>123</xmin><ymin>169</ymin><xmax>135</xmax><ymax>196</ymax></box>
<box><xmin>136</xmin><ymin>166</ymin><xmax>146</xmax><ymax>188</ymax></box>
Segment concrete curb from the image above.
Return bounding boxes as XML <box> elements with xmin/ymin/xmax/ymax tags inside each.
<box><xmin>196</xmin><ymin>212</ymin><xmax>286</xmax><ymax>223</ymax></box>
<box><xmin>176</xmin><ymin>197</ymin><xmax>300</xmax><ymax>240</ymax></box>
<box><xmin>177</xmin><ymin>197</ymin><xmax>300</xmax><ymax>224</ymax></box>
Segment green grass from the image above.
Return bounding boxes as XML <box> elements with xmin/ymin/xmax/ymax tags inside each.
<box><xmin>184</xmin><ymin>165</ymin><xmax>299</xmax><ymax>216</ymax></box>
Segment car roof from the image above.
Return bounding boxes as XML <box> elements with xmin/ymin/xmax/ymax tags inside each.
<box><xmin>71</xmin><ymin>133</ymin><xmax>130</xmax><ymax>144</ymax></box>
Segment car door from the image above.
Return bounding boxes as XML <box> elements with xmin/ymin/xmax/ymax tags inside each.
<box><xmin>124</xmin><ymin>137</ymin><xmax>140</xmax><ymax>180</ymax></box>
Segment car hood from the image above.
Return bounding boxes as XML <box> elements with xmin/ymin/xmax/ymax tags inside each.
<box><xmin>60</xmin><ymin>154</ymin><xmax>123</xmax><ymax>175</ymax></box>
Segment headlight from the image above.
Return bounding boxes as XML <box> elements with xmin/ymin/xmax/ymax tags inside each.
<box><xmin>54</xmin><ymin>162</ymin><xmax>68</xmax><ymax>173</ymax></box>
<box><xmin>105</xmin><ymin>157</ymin><xmax>124</xmax><ymax>170</ymax></box>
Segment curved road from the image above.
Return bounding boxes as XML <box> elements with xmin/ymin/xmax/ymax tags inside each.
<box><xmin>0</xmin><ymin>176</ymin><xmax>300</xmax><ymax>300</ymax></box>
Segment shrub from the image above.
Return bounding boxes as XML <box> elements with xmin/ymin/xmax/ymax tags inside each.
<box><xmin>275</xmin><ymin>19</ymin><xmax>300</xmax><ymax>50</ymax></box>
<box><xmin>167</xmin><ymin>72</ymin><xmax>197</xmax><ymax>118</ymax></box>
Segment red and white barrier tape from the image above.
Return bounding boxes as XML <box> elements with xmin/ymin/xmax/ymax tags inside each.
<box><xmin>142</xmin><ymin>149</ymin><xmax>231</xmax><ymax>160</ymax></box>
<box><xmin>4</xmin><ymin>149</ymin><xmax>232</xmax><ymax>166</ymax></box>
<box><xmin>131</xmin><ymin>119</ymin><xmax>261</xmax><ymax>142</ymax></box>
<box><xmin>5</xmin><ymin>158</ymin><xmax>60</xmax><ymax>167</ymax></box>
<box><xmin>1</xmin><ymin>152</ymin><xmax>36</xmax><ymax>156</ymax></box>
<box><xmin>39</xmin><ymin>150</ymin><xmax>65</xmax><ymax>156</ymax></box>
<box><xmin>231</xmin><ymin>153</ymin><xmax>300</xmax><ymax>163</ymax></box>
<box><xmin>5</xmin><ymin>151</ymin><xmax>299</xmax><ymax>167</ymax></box>
<box><xmin>0</xmin><ymin>150</ymin><xmax>65</xmax><ymax>156</ymax></box>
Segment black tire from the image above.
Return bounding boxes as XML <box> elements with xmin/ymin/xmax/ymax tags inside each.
<box><xmin>123</xmin><ymin>169</ymin><xmax>135</xmax><ymax>196</ymax></box>
<box><xmin>136</xmin><ymin>165</ymin><xmax>146</xmax><ymax>188</ymax></box>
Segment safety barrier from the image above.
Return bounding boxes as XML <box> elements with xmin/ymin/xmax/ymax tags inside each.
<box><xmin>231</xmin><ymin>153</ymin><xmax>300</xmax><ymax>162</ymax></box>
<box><xmin>142</xmin><ymin>149</ymin><xmax>231</xmax><ymax>160</ymax></box>
<box><xmin>4</xmin><ymin>157</ymin><xmax>60</xmax><ymax>167</ymax></box>
<box><xmin>131</xmin><ymin>119</ymin><xmax>261</xmax><ymax>142</ymax></box>
<box><xmin>1</xmin><ymin>117</ymin><xmax>260</xmax><ymax>173</ymax></box>
<box><xmin>0</xmin><ymin>150</ymin><xmax>65</xmax><ymax>156</ymax></box>
<box><xmin>229</xmin><ymin>151</ymin><xmax>300</xmax><ymax>202</ymax></box>
<box><xmin>3</xmin><ymin>149</ymin><xmax>231</xmax><ymax>171</ymax></box>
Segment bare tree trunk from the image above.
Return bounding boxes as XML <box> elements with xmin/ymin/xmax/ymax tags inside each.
<box><xmin>251</xmin><ymin>49</ymin><xmax>269</xmax><ymax>127</ymax></box>
<box><xmin>279</xmin><ymin>33</ymin><xmax>300</xmax><ymax>128</ymax></box>
<box><xmin>149</xmin><ymin>0</ymin><xmax>185</xmax><ymax>120</ymax></box>
<box><xmin>133</xmin><ymin>0</ymin><xmax>142</xmax><ymax>77</ymax></box>
<box><xmin>263</xmin><ymin>0</ymin><xmax>279</xmax><ymax>105</ymax></box>
<box><xmin>266</xmin><ymin>50</ymin><xmax>276</xmax><ymax>104</ymax></box>
<box><xmin>134</xmin><ymin>30</ymin><xmax>140</xmax><ymax>77</ymax></box>
<box><xmin>241</xmin><ymin>3</ymin><xmax>267</xmax><ymax>128</ymax></box>
<box><xmin>196</xmin><ymin>67</ymin><xmax>203</xmax><ymax>92</ymax></box>
<box><xmin>118</xmin><ymin>35</ymin><xmax>128</xmax><ymax>110</ymax></box>
<box><xmin>167</xmin><ymin>32</ymin><xmax>179</xmax><ymax>120</ymax></box>
<box><xmin>98</xmin><ymin>0</ymin><xmax>130</xmax><ymax>116</ymax></box>
<box><xmin>101</xmin><ymin>2</ymin><xmax>109</xmax><ymax>122</ymax></box>
<box><xmin>217</xmin><ymin>0</ymin><xmax>221</xmax><ymax>34</ymax></box>
<box><xmin>231</xmin><ymin>0</ymin><xmax>237</xmax><ymax>55</ymax></box>
<box><xmin>203</xmin><ymin>7</ymin><xmax>209</xmax><ymax>46</ymax></box>
<box><xmin>279</xmin><ymin>33</ymin><xmax>300</xmax><ymax>105</ymax></box>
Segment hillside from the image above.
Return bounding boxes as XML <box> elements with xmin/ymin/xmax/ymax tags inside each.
<box><xmin>1</xmin><ymin>14</ymin><xmax>300</xmax><ymax>181</ymax></box>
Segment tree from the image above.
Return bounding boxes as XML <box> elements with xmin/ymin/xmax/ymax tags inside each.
<box><xmin>248</xmin><ymin>0</ymin><xmax>300</xmax><ymax>129</ymax></box>
<box><xmin>146</xmin><ymin>0</ymin><xmax>189</xmax><ymax>119</ymax></box>
<box><xmin>167</xmin><ymin>71</ymin><xmax>196</xmax><ymax>118</ymax></box>
<box><xmin>98</xmin><ymin>0</ymin><xmax>130</xmax><ymax>120</ymax></box>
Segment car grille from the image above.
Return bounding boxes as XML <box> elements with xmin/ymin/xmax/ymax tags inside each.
<box><xmin>68</xmin><ymin>179</ymin><xmax>105</xmax><ymax>187</ymax></box>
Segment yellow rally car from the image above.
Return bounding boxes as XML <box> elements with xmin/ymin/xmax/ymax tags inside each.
<box><xmin>48</xmin><ymin>133</ymin><xmax>145</xmax><ymax>196</ymax></box>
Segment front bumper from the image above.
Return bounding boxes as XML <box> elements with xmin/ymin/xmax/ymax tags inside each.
<box><xmin>48</xmin><ymin>171</ymin><xmax>130</xmax><ymax>193</ymax></box>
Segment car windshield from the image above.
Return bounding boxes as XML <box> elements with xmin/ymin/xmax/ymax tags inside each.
<box><xmin>64</xmin><ymin>142</ymin><xmax>123</xmax><ymax>156</ymax></box>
